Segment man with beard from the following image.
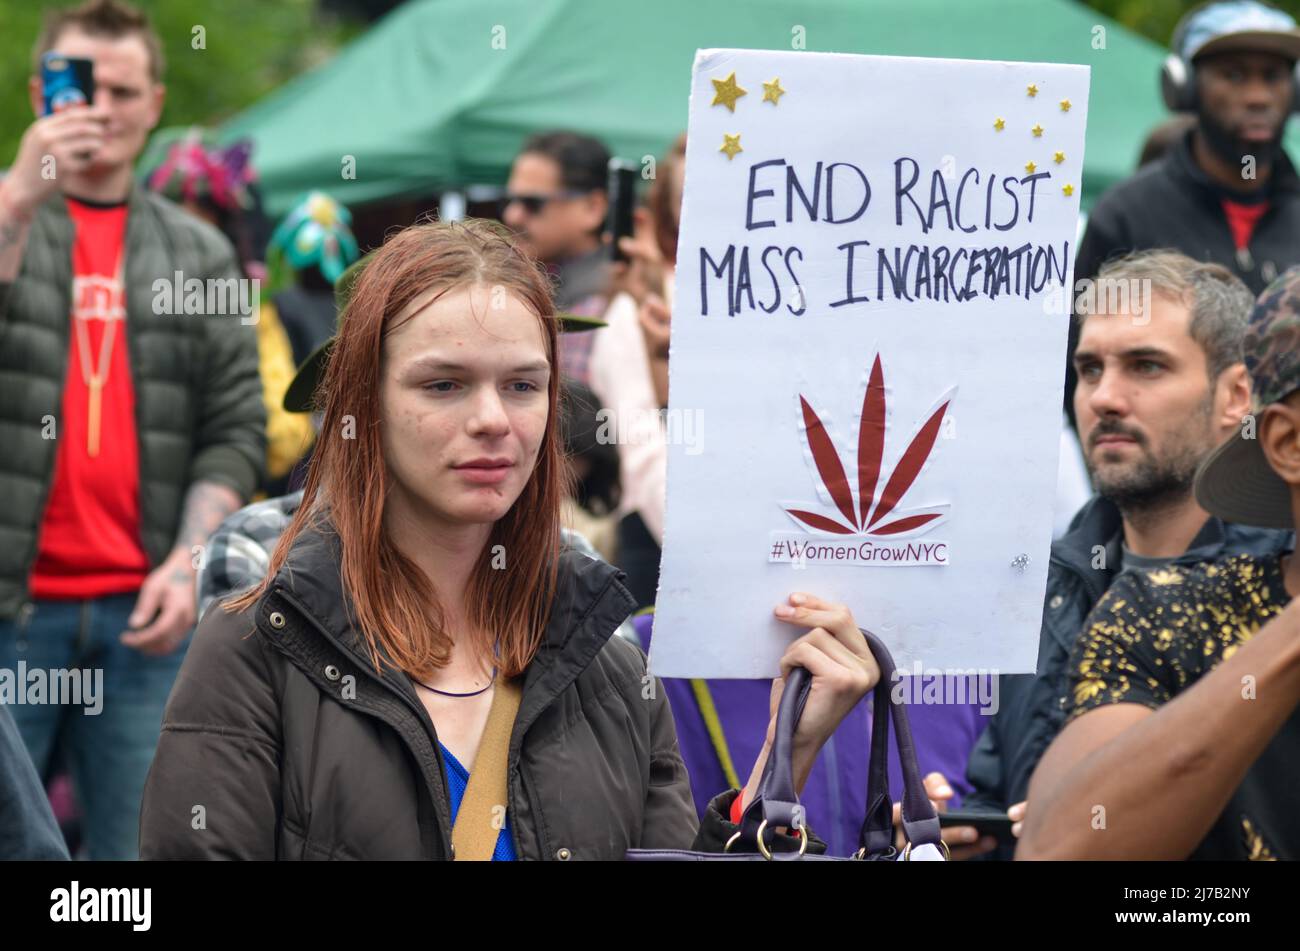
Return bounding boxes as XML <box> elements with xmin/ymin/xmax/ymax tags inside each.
<box><xmin>1066</xmin><ymin>1</ymin><xmax>1300</xmax><ymax>430</ymax></box>
<box><xmin>1021</xmin><ymin>265</ymin><xmax>1300</xmax><ymax>861</ymax></box>
<box><xmin>943</xmin><ymin>250</ymin><xmax>1293</xmax><ymax>859</ymax></box>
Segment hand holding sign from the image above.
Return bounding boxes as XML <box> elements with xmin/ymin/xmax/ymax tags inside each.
<box><xmin>737</xmin><ymin>591</ymin><xmax>879</xmax><ymax>813</ymax></box>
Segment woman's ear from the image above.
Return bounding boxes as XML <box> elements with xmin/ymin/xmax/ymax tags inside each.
<box><xmin>1259</xmin><ymin>393</ymin><xmax>1300</xmax><ymax>486</ymax></box>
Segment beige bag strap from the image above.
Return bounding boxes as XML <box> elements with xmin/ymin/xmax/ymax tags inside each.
<box><xmin>451</xmin><ymin>676</ymin><xmax>523</xmax><ymax>861</ymax></box>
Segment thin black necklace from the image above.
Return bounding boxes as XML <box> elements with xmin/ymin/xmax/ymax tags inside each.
<box><xmin>415</xmin><ymin>638</ymin><xmax>501</xmax><ymax>698</ymax></box>
<box><xmin>417</xmin><ymin>666</ymin><xmax>497</xmax><ymax>698</ymax></box>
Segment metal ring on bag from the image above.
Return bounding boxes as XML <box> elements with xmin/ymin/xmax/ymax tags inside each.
<box><xmin>852</xmin><ymin>845</ymin><xmax>896</xmax><ymax>861</ymax></box>
<box><xmin>755</xmin><ymin>818</ymin><xmax>809</xmax><ymax>860</ymax></box>
<box><xmin>901</xmin><ymin>840</ymin><xmax>951</xmax><ymax>861</ymax></box>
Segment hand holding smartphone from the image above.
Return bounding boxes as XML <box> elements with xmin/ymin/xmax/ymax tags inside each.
<box><xmin>938</xmin><ymin>808</ymin><xmax>1018</xmax><ymax>848</ymax></box>
<box><xmin>41</xmin><ymin>52</ymin><xmax>102</xmax><ymax>165</ymax></box>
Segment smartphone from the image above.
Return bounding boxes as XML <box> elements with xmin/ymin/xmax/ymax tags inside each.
<box><xmin>41</xmin><ymin>52</ymin><xmax>96</xmax><ymax>116</ymax></box>
<box><xmin>938</xmin><ymin>809</ymin><xmax>1017</xmax><ymax>847</ymax></box>
<box><xmin>605</xmin><ymin>159</ymin><xmax>638</xmax><ymax>263</ymax></box>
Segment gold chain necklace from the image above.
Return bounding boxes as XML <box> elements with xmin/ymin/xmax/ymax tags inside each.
<box><xmin>72</xmin><ymin>248</ymin><xmax>124</xmax><ymax>457</ymax></box>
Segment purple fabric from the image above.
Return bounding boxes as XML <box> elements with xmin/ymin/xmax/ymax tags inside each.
<box><xmin>635</xmin><ymin>613</ymin><xmax>989</xmax><ymax>856</ymax></box>
<box><xmin>882</xmin><ymin>675</ymin><xmax>990</xmax><ymax>808</ymax></box>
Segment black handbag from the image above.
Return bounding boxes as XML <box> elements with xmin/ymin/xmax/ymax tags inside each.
<box><xmin>626</xmin><ymin>628</ymin><xmax>947</xmax><ymax>861</ymax></box>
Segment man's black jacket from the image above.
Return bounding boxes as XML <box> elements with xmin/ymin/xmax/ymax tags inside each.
<box><xmin>1076</xmin><ymin>128</ymin><xmax>1300</xmax><ymax>298</ymax></box>
<box><xmin>963</xmin><ymin>497</ymin><xmax>1294</xmax><ymax>844</ymax></box>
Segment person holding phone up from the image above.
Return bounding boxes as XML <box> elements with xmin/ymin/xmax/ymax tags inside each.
<box><xmin>0</xmin><ymin>0</ymin><xmax>264</xmax><ymax>859</ymax></box>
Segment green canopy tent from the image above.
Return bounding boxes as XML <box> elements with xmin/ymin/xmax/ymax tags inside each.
<box><xmin>217</xmin><ymin>0</ymin><xmax>1199</xmax><ymax>217</ymax></box>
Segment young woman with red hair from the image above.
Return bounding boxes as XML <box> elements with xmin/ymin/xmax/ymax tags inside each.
<box><xmin>139</xmin><ymin>218</ymin><xmax>878</xmax><ymax>860</ymax></box>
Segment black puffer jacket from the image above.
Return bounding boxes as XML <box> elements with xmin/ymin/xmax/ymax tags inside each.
<box><xmin>140</xmin><ymin>518</ymin><xmax>813</xmax><ymax>860</ymax></box>
<box><xmin>0</xmin><ymin>184</ymin><xmax>266</xmax><ymax>619</ymax></box>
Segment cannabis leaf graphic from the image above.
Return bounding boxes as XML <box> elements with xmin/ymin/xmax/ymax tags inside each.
<box><xmin>786</xmin><ymin>355</ymin><xmax>954</xmax><ymax>537</ymax></box>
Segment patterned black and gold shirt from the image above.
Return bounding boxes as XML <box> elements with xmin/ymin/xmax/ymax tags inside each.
<box><xmin>1064</xmin><ymin>552</ymin><xmax>1295</xmax><ymax>860</ymax></box>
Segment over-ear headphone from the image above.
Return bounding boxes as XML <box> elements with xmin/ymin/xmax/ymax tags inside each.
<box><xmin>1160</xmin><ymin>6</ymin><xmax>1300</xmax><ymax>112</ymax></box>
<box><xmin>1160</xmin><ymin>52</ymin><xmax>1197</xmax><ymax>111</ymax></box>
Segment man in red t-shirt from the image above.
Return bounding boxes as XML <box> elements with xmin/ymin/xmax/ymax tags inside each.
<box><xmin>0</xmin><ymin>1</ymin><xmax>264</xmax><ymax>859</ymax></box>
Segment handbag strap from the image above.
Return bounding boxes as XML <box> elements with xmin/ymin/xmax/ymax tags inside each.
<box><xmin>450</xmin><ymin>676</ymin><xmax>522</xmax><ymax>861</ymax></box>
<box><xmin>861</xmin><ymin>668</ymin><xmax>896</xmax><ymax>856</ymax></box>
<box><xmin>739</xmin><ymin>666</ymin><xmax>814</xmax><ymax>842</ymax></box>
<box><xmin>857</xmin><ymin>628</ymin><xmax>941</xmax><ymax>857</ymax></box>
<box><xmin>737</xmin><ymin>628</ymin><xmax>941</xmax><ymax>856</ymax></box>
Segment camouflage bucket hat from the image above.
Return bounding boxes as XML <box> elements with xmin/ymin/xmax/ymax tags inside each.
<box><xmin>1194</xmin><ymin>266</ymin><xmax>1300</xmax><ymax>528</ymax></box>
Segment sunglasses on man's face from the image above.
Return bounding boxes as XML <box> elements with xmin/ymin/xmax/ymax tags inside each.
<box><xmin>501</xmin><ymin>190</ymin><xmax>589</xmax><ymax>215</ymax></box>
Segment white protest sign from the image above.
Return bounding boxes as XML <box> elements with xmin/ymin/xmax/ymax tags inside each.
<box><xmin>650</xmin><ymin>49</ymin><xmax>1089</xmax><ymax>678</ymax></box>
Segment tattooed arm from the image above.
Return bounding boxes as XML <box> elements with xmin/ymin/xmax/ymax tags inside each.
<box><xmin>121</xmin><ymin>219</ymin><xmax>264</xmax><ymax>654</ymax></box>
<box><xmin>120</xmin><ymin>480</ymin><xmax>243</xmax><ymax>656</ymax></box>
<box><xmin>172</xmin><ymin>480</ymin><xmax>244</xmax><ymax>552</ymax></box>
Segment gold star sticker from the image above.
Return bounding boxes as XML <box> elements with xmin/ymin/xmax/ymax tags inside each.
<box><xmin>762</xmin><ymin>77</ymin><xmax>786</xmax><ymax>105</ymax></box>
<box><xmin>719</xmin><ymin>133</ymin><xmax>743</xmax><ymax>160</ymax></box>
<box><xmin>1063</xmin><ymin>183</ymin><xmax>1074</xmax><ymax>196</ymax></box>
<box><xmin>994</xmin><ymin>117</ymin><xmax>1006</xmax><ymax>131</ymax></box>
<box><xmin>711</xmin><ymin>72</ymin><xmax>747</xmax><ymax>112</ymax></box>
<box><xmin>1060</xmin><ymin>99</ymin><xmax>1072</xmax><ymax>112</ymax></box>
<box><xmin>1025</xmin><ymin>161</ymin><xmax>1037</xmax><ymax>174</ymax></box>
<box><xmin>1031</xmin><ymin>123</ymin><xmax>1044</xmax><ymax>137</ymax></box>
<box><xmin>1027</xmin><ymin>83</ymin><xmax>1039</xmax><ymax>97</ymax></box>
<box><xmin>1054</xmin><ymin>151</ymin><xmax>1066</xmax><ymax>164</ymax></box>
